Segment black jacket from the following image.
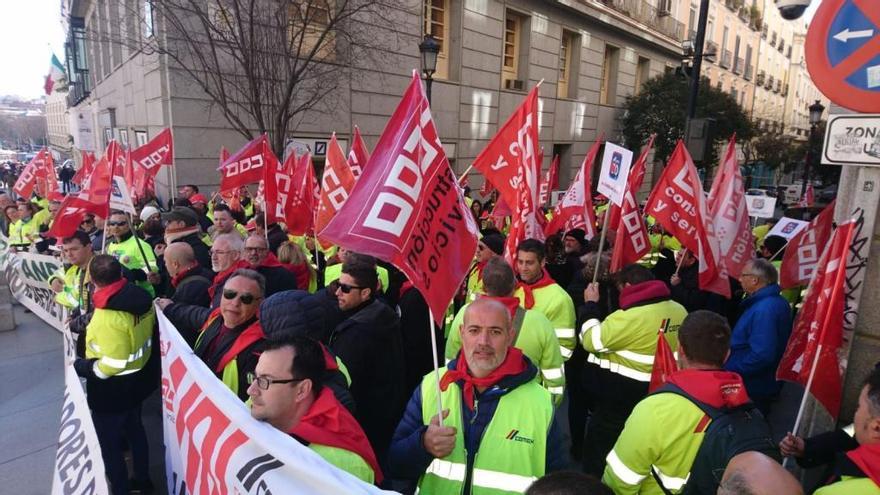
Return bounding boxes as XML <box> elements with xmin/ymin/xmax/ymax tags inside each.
<box><xmin>76</xmin><ymin>283</ymin><xmax>159</xmax><ymax>413</ymax></box>
<box><xmin>172</xmin><ymin>232</ymin><xmax>212</xmax><ymax>272</ymax></box>
<box><xmin>669</xmin><ymin>263</ymin><xmax>728</xmax><ymax>316</ymax></box>
<box><xmin>171</xmin><ymin>266</ymin><xmax>214</xmax><ymax>309</ymax></box>
<box><xmin>255</xmin><ymin>265</ymin><xmax>300</xmax><ymax>297</ymax></box>
<box><xmin>329</xmin><ymin>298</ymin><xmax>407</xmax><ymax>463</ymax></box>
<box><xmin>396</xmin><ymin>285</ymin><xmax>444</xmax><ymax>396</ymax></box>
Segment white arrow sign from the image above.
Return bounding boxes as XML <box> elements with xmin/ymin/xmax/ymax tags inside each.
<box><xmin>833</xmin><ymin>28</ymin><xmax>874</xmax><ymax>42</ymax></box>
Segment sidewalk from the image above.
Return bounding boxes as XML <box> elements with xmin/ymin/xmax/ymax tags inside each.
<box><xmin>0</xmin><ymin>305</ymin><xmax>167</xmax><ymax>494</ymax></box>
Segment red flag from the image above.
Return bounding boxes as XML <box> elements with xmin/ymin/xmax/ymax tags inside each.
<box><xmin>34</xmin><ymin>152</ymin><xmax>61</xmax><ymax>201</ymax></box>
<box><xmin>129</xmin><ymin>128</ymin><xmax>173</xmax><ymax>197</ymax></box>
<box><xmin>707</xmin><ymin>136</ymin><xmax>754</xmax><ymax>278</ymax></box>
<box><xmin>347</xmin><ymin>126</ymin><xmax>370</xmax><ymax>180</ymax></box>
<box><xmin>544</xmin><ymin>138</ymin><xmax>603</xmax><ymax>239</ymax></box>
<box><xmin>14</xmin><ymin>149</ymin><xmax>52</xmax><ymax>198</ymax></box>
<box><xmin>799</xmin><ymin>184</ymin><xmax>815</xmax><ymax>207</ymax></box>
<box><xmin>610</xmin><ymin>135</ymin><xmax>655</xmax><ymax>272</ymax></box>
<box><xmin>649</xmin><ymin>324</ymin><xmax>679</xmax><ymax>393</ymax></box>
<box><xmin>777</xmin><ymin>220</ymin><xmax>855</xmax><ymax>419</ymax></box>
<box><xmin>471</xmin><ymin>85</ymin><xmax>543</xmax><ymax>260</ymax></box>
<box><xmin>316</xmin><ymin>133</ymin><xmax>357</xmax><ymax>245</ymax></box>
<box><xmin>645</xmin><ymin>140</ymin><xmax>728</xmax><ymax>297</ymax></box>
<box><xmin>320</xmin><ymin>71</ymin><xmax>479</xmax><ymax>319</ymax></box>
<box><xmin>780</xmin><ymin>200</ymin><xmax>836</xmax><ymax>289</ymax></box>
<box><xmin>48</xmin><ymin>155</ymin><xmax>112</xmax><ymax>238</ymax></box>
<box><xmin>263</xmin><ymin>149</ymin><xmax>293</xmax><ymax>225</ymax></box>
<box><xmin>72</xmin><ymin>152</ymin><xmax>96</xmax><ymax>186</ymax></box>
<box><xmin>538</xmin><ymin>155</ymin><xmax>560</xmax><ymax>206</ymax></box>
<box><xmin>218</xmin><ymin>135</ymin><xmax>277</xmax><ymax>193</ymax></box>
<box><xmin>285</xmin><ymin>152</ymin><xmax>318</xmax><ymax>235</ymax></box>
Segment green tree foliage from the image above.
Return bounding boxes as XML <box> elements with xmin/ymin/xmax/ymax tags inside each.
<box><xmin>622</xmin><ymin>72</ymin><xmax>754</xmax><ymax>165</ymax></box>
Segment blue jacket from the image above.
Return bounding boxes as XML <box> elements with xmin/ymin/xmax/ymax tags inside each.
<box><xmin>724</xmin><ymin>283</ymin><xmax>793</xmax><ymax>399</ymax></box>
<box><xmin>387</xmin><ymin>355</ymin><xmax>566</xmax><ymax>488</ymax></box>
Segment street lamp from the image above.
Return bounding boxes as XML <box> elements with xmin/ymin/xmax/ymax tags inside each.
<box><xmin>419</xmin><ymin>34</ymin><xmax>440</xmax><ymax>106</ymax></box>
<box><xmin>801</xmin><ymin>100</ymin><xmax>825</xmax><ymax>198</ymax></box>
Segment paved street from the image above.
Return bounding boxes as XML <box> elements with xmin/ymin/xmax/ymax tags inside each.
<box><xmin>0</xmin><ymin>304</ymin><xmax>167</xmax><ymax>495</ymax></box>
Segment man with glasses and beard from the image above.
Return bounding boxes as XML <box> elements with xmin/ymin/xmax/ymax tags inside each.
<box><xmin>157</xmin><ymin>269</ymin><xmax>267</xmax><ymax>401</ymax></box>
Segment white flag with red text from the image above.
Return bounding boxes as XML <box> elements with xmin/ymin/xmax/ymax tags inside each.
<box><xmin>707</xmin><ymin>136</ymin><xmax>754</xmax><ymax>279</ymax></box>
<box><xmin>544</xmin><ymin>138</ymin><xmax>603</xmax><ymax>239</ymax></box>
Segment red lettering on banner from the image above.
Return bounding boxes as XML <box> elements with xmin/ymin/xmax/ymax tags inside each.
<box><xmin>136</xmin><ymin>145</ymin><xmax>171</xmax><ymax>171</ymax></box>
<box><xmin>183</xmin><ymin>398</ymin><xmax>241</xmax><ymax>494</ymax></box>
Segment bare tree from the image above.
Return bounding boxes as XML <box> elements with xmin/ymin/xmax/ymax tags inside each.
<box><xmin>108</xmin><ymin>0</ymin><xmax>405</xmax><ymax>157</ymax></box>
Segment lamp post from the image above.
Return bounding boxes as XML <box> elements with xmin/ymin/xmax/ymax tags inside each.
<box><xmin>801</xmin><ymin>99</ymin><xmax>825</xmax><ymax>197</ymax></box>
<box><xmin>419</xmin><ymin>34</ymin><xmax>440</xmax><ymax>106</ymax></box>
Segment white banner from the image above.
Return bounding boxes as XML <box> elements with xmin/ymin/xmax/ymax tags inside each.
<box><xmin>52</xmin><ymin>326</ymin><xmax>110</xmax><ymax>495</ymax></box>
<box><xmin>596</xmin><ymin>142</ymin><xmax>633</xmax><ymax>207</ymax></box>
<box><xmin>745</xmin><ymin>195</ymin><xmax>778</xmax><ymax>219</ymax></box>
<box><xmin>158</xmin><ymin>310</ymin><xmax>391</xmax><ymax>494</ymax></box>
<box><xmin>766</xmin><ymin>217</ymin><xmax>810</xmax><ymax>240</ymax></box>
<box><xmin>0</xmin><ymin>233</ymin><xmax>68</xmax><ymax>331</ymax></box>
<box><xmin>110</xmin><ymin>175</ymin><xmax>136</xmax><ymax>215</ymax></box>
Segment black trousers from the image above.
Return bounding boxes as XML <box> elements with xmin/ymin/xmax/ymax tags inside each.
<box><xmin>582</xmin><ymin>372</ymin><xmax>648</xmax><ymax>476</ymax></box>
<box><xmin>91</xmin><ymin>403</ymin><xmax>150</xmax><ymax>495</ymax></box>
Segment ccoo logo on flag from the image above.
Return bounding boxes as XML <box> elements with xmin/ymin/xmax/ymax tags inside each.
<box><xmin>609</xmin><ymin>152</ymin><xmax>622</xmax><ymax>179</ymax></box>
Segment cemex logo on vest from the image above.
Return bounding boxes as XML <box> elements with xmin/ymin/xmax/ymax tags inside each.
<box><xmin>505</xmin><ymin>429</ymin><xmax>535</xmax><ymax>444</ymax></box>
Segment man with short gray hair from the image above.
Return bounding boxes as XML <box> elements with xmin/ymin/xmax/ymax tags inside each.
<box><xmin>725</xmin><ymin>258</ymin><xmax>792</xmax><ymax>413</ymax></box>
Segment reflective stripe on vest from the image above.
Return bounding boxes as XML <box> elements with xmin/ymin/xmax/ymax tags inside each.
<box><xmin>587</xmin><ymin>353</ymin><xmax>652</xmax><ymax>382</ymax></box>
<box><xmin>606</xmin><ymin>449</ymin><xmax>646</xmax><ymax>486</ymax></box>
<box><xmin>472</xmin><ymin>468</ymin><xmax>536</xmax><ymax>492</ymax></box>
<box><xmin>653</xmin><ymin>465</ymin><xmax>689</xmax><ymax>491</ymax></box>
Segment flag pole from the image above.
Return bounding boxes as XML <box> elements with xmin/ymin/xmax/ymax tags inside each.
<box><xmin>126</xmin><ymin>214</ymin><xmax>154</xmax><ymax>273</ymax></box>
<box><xmin>457</xmin><ymin>164</ymin><xmax>474</xmax><ymax>185</ymax></box>
<box><xmin>769</xmin><ymin>242</ymin><xmax>789</xmax><ymax>262</ymax></box>
<box><xmin>427</xmin><ymin>308</ymin><xmax>446</xmax><ymax>426</ymax></box>
<box><xmin>261</xmin><ymin>196</ymin><xmax>269</xmax><ymax>243</ymax></box>
<box><xmin>592</xmin><ymin>209</ymin><xmax>611</xmax><ymax>283</ymax></box>
<box><xmin>783</xmin><ymin>342</ymin><xmax>824</xmax><ymax>469</ymax></box>
<box><xmin>674</xmin><ymin>248</ymin><xmax>688</xmax><ymax>277</ymax></box>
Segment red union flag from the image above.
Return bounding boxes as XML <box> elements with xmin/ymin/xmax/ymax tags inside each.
<box><xmin>129</xmin><ymin>128</ymin><xmax>173</xmax><ymax>197</ymax></box>
<box><xmin>263</xmin><ymin>149</ymin><xmax>294</xmax><ymax>225</ymax></box>
<box><xmin>649</xmin><ymin>324</ymin><xmax>679</xmax><ymax>393</ymax></box>
<box><xmin>544</xmin><ymin>138</ymin><xmax>603</xmax><ymax>238</ymax></box>
<box><xmin>348</xmin><ymin>126</ymin><xmax>370</xmax><ymax>179</ymax></box>
<box><xmin>538</xmin><ymin>154</ymin><xmax>560</xmax><ymax>206</ymax></box>
<box><xmin>218</xmin><ymin>134</ymin><xmax>276</xmax><ymax>193</ymax></box>
<box><xmin>320</xmin><ymin>72</ymin><xmax>479</xmax><ymax>319</ymax></box>
<box><xmin>610</xmin><ymin>135</ymin><xmax>654</xmax><ymax>272</ymax></box>
<box><xmin>49</xmin><ymin>156</ymin><xmax>112</xmax><ymax>238</ymax></box>
<box><xmin>71</xmin><ymin>151</ymin><xmax>96</xmax><ymax>185</ymax></box>
<box><xmin>285</xmin><ymin>152</ymin><xmax>318</xmax><ymax>235</ymax></box>
<box><xmin>35</xmin><ymin>152</ymin><xmax>61</xmax><ymax>201</ymax></box>
<box><xmin>777</xmin><ymin>220</ymin><xmax>855</xmax><ymax>419</ymax></box>
<box><xmin>472</xmin><ymin>85</ymin><xmax>543</xmax><ymax>245</ymax></box>
<box><xmin>707</xmin><ymin>136</ymin><xmax>754</xmax><ymax>278</ymax></box>
<box><xmin>14</xmin><ymin>149</ymin><xmax>52</xmax><ymax>198</ymax></box>
<box><xmin>780</xmin><ymin>200</ymin><xmax>836</xmax><ymax>289</ymax></box>
<box><xmin>645</xmin><ymin>140</ymin><xmax>727</xmax><ymax>296</ymax></box>
<box><xmin>316</xmin><ymin>133</ymin><xmax>357</xmax><ymax>244</ymax></box>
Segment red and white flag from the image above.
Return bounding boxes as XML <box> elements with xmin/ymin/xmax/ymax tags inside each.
<box><xmin>471</xmin><ymin>85</ymin><xmax>543</xmax><ymax>260</ymax></box>
<box><xmin>649</xmin><ymin>323</ymin><xmax>679</xmax><ymax>393</ymax></box>
<box><xmin>799</xmin><ymin>184</ymin><xmax>815</xmax><ymax>207</ymax></box>
<box><xmin>35</xmin><ymin>152</ymin><xmax>62</xmax><ymax>201</ymax></box>
<box><xmin>707</xmin><ymin>136</ymin><xmax>754</xmax><ymax>279</ymax></box>
<box><xmin>316</xmin><ymin>133</ymin><xmax>357</xmax><ymax>246</ymax></box>
<box><xmin>285</xmin><ymin>152</ymin><xmax>319</xmax><ymax>236</ymax></box>
<box><xmin>320</xmin><ymin>71</ymin><xmax>479</xmax><ymax>319</ymax></box>
<box><xmin>218</xmin><ymin>134</ymin><xmax>277</xmax><ymax>193</ymax></box>
<box><xmin>71</xmin><ymin>151</ymin><xmax>96</xmax><ymax>186</ymax></box>
<box><xmin>610</xmin><ymin>135</ymin><xmax>655</xmax><ymax>272</ymax></box>
<box><xmin>347</xmin><ymin>126</ymin><xmax>370</xmax><ymax>180</ymax></box>
<box><xmin>777</xmin><ymin>219</ymin><xmax>855</xmax><ymax>419</ymax></box>
<box><xmin>544</xmin><ymin>139</ymin><xmax>603</xmax><ymax>239</ymax></box>
<box><xmin>645</xmin><ymin>140</ymin><xmax>728</xmax><ymax>297</ymax></box>
<box><xmin>106</xmin><ymin>141</ymin><xmax>136</xmax><ymax>214</ymax></box>
<box><xmin>538</xmin><ymin>154</ymin><xmax>560</xmax><ymax>206</ymax></box>
<box><xmin>14</xmin><ymin>149</ymin><xmax>52</xmax><ymax>198</ymax></box>
<box><xmin>129</xmin><ymin>128</ymin><xmax>173</xmax><ymax>198</ymax></box>
<box><xmin>780</xmin><ymin>200</ymin><xmax>836</xmax><ymax>289</ymax></box>
<box><xmin>263</xmin><ymin>148</ymin><xmax>294</xmax><ymax>226</ymax></box>
<box><xmin>48</xmin><ymin>155</ymin><xmax>112</xmax><ymax>238</ymax></box>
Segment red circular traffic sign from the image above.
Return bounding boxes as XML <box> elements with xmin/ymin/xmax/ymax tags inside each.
<box><xmin>806</xmin><ymin>0</ymin><xmax>880</xmax><ymax>113</ymax></box>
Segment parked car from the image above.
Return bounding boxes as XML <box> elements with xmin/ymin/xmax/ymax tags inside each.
<box><xmin>746</xmin><ymin>188</ymin><xmax>769</xmax><ymax>196</ymax></box>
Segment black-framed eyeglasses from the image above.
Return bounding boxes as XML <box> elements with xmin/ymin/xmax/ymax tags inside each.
<box><xmin>247</xmin><ymin>372</ymin><xmax>304</xmax><ymax>390</ymax></box>
<box><xmin>222</xmin><ymin>289</ymin><xmax>258</xmax><ymax>305</ymax></box>
<box><xmin>335</xmin><ymin>282</ymin><xmax>365</xmax><ymax>294</ymax></box>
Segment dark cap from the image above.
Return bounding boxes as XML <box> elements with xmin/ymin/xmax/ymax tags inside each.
<box><xmin>480</xmin><ymin>233</ymin><xmax>506</xmax><ymax>256</ymax></box>
<box><xmin>564</xmin><ymin>228</ymin><xmax>587</xmax><ymax>247</ymax></box>
<box><xmin>161</xmin><ymin>206</ymin><xmax>198</xmax><ymax>227</ymax></box>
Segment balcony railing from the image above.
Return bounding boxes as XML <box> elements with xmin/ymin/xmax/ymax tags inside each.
<box><xmin>756</xmin><ymin>70</ymin><xmax>765</xmax><ymax>85</ymax></box>
<box><xmin>733</xmin><ymin>57</ymin><xmax>745</xmax><ymax>74</ymax></box>
<box><xmin>705</xmin><ymin>40</ymin><xmax>719</xmax><ymax>62</ymax></box>
<box><xmin>766</xmin><ymin>75</ymin><xmax>775</xmax><ymax>90</ymax></box>
<box><xmin>775</xmin><ymin>79</ymin><xmax>782</xmax><ymax>93</ymax></box>
<box><xmin>721</xmin><ymin>49</ymin><xmax>732</xmax><ymax>68</ymax></box>
<box><xmin>744</xmin><ymin>64</ymin><xmax>754</xmax><ymax>80</ymax></box>
<box><xmin>595</xmin><ymin>0</ymin><xmax>687</xmax><ymax>41</ymax></box>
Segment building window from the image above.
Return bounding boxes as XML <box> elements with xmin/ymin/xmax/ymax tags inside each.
<box><xmin>706</xmin><ymin>18</ymin><xmax>714</xmax><ymax>42</ymax></box>
<box><xmin>721</xmin><ymin>26</ymin><xmax>729</xmax><ymax>52</ymax></box>
<box><xmin>424</xmin><ymin>0</ymin><xmax>450</xmax><ymax>80</ymax></box>
<box><xmin>144</xmin><ymin>1</ymin><xmax>155</xmax><ymax>38</ymax></box>
<box><xmin>635</xmin><ymin>56</ymin><xmax>650</xmax><ymax>94</ymax></box>
<box><xmin>288</xmin><ymin>2</ymin><xmax>335</xmax><ymax>61</ymax></box>
<box><xmin>599</xmin><ymin>44</ymin><xmax>619</xmax><ymax>105</ymax></box>
<box><xmin>557</xmin><ymin>30</ymin><xmax>579</xmax><ymax>99</ymax></box>
<box><xmin>688</xmin><ymin>4</ymin><xmax>697</xmax><ymax>39</ymax></box>
<box><xmin>502</xmin><ymin>10</ymin><xmax>528</xmax><ymax>90</ymax></box>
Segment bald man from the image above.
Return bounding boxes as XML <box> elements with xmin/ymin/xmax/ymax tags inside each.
<box><xmin>718</xmin><ymin>452</ymin><xmax>803</xmax><ymax>495</ymax></box>
<box><xmin>165</xmin><ymin>242</ymin><xmax>214</xmax><ymax>308</ymax></box>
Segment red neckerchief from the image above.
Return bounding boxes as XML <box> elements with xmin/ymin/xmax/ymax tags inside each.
<box><xmin>208</xmin><ymin>259</ymin><xmax>250</xmax><ymax>300</ymax></box>
<box><xmin>92</xmin><ymin>279</ymin><xmax>127</xmax><ymax>308</ymax></box>
<box><xmin>477</xmin><ymin>295</ymin><xmax>520</xmax><ymax>319</ymax></box>
<box><xmin>474</xmin><ymin>260</ymin><xmax>488</xmax><ymax>281</ymax></box>
<box><xmin>440</xmin><ymin>347</ymin><xmax>527</xmax><ymax>411</ymax></box>
<box><xmin>320</xmin><ymin>344</ymin><xmax>339</xmax><ymax>371</ymax></box>
<box><xmin>288</xmin><ymin>388</ymin><xmax>384</xmax><ymax>484</ymax></box>
<box><xmin>847</xmin><ymin>443</ymin><xmax>880</xmax><ymax>487</ymax></box>
<box><xmin>171</xmin><ymin>265</ymin><xmax>202</xmax><ymax>288</ymax></box>
<box><xmin>279</xmin><ymin>262</ymin><xmax>310</xmax><ymax>291</ymax></box>
<box><xmin>253</xmin><ymin>252</ymin><xmax>283</xmax><ymax>268</ymax></box>
<box><xmin>199</xmin><ymin>307</ymin><xmax>265</xmax><ymax>373</ymax></box>
<box><xmin>516</xmin><ymin>269</ymin><xmax>556</xmax><ymax>309</ymax></box>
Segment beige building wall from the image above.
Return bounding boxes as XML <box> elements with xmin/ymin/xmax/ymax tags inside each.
<box><xmin>698</xmin><ymin>0</ymin><xmax>761</xmax><ymax>113</ymax></box>
<box><xmin>783</xmin><ymin>32</ymin><xmax>829</xmax><ymax>141</ymax></box>
<box><xmin>45</xmin><ymin>90</ymin><xmax>71</xmax><ymax>159</ymax></box>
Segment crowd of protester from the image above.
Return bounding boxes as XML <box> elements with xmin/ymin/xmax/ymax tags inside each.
<box><xmin>5</xmin><ymin>181</ymin><xmax>877</xmax><ymax>495</ymax></box>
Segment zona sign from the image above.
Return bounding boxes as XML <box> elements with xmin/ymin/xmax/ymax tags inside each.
<box><xmin>805</xmin><ymin>0</ymin><xmax>880</xmax><ymax>113</ymax></box>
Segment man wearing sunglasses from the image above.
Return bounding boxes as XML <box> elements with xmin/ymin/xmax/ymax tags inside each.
<box><xmin>248</xmin><ymin>336</ymin><xmax>382</xmax><ymax>484</ymax></box>
<box><xmin>106</xmin><ymin>211</ymin><xmax>157</xmax><ymax>297</ymax></box>
<box><xmin>329</xmin><ymin>256</ymin><xmax>406</xmax><ymax>469</ymax></box>
<box><xmin>79</xmin><ymin>213</ymin><xmax>105</xmax><ymax>251</ymax></box>
<box><xmin>158</xmin><ymin>269</ymin><xmax>266</xmax><ymax>401</ymax></box>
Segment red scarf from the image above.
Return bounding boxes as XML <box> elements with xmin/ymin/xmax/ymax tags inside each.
<box><xmin>289</xmin><ymin>388</ymin><xmax>384</xmax><ymax>483</ymax></box>
<box><xmin>847</xmin><ymin>443</ymin><xmax>880</xmax><ymax>487</ymax></box>
<box><xmin>207</xmin><ymin>259</ymin><xmax>250</xmax><ymax>300</ymax></box>
<box><xmin>199</xmin><ymin>308</ymin><xmax>265</xmax><ymax>373</ymax></box>
<box><xmin>440</xmin><ymin>347</ymin><xmax>527</xmax><ymax>411</ymax></box>
<box><xmin>252</xmin><ymin>252</ymin><xmax>284</xmax><ymax>268</ymax></box>
<box><xmin>516</xmin><ymin>269</ymin><xmax>556</xmax><ymax>309</ymax></box>
<box><xmin>171</xmin><ymin>265</ymin><xmax>203</xmax><ymax>288</ymax></box>
<box><xmin>93</xmin><ymin>279</ymin><xmax>127</xmax><ymax>308</ymax></box>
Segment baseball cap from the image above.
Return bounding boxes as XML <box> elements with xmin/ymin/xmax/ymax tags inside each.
<box><xmin>161</xmin><ymin>206</ymin><xmax>198</xmax><ymax>227</ymax></box>
<box><xmin>190</xmin><ymin>193</ymin><xmax>208</xmax><ymax>205</ymax></box>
